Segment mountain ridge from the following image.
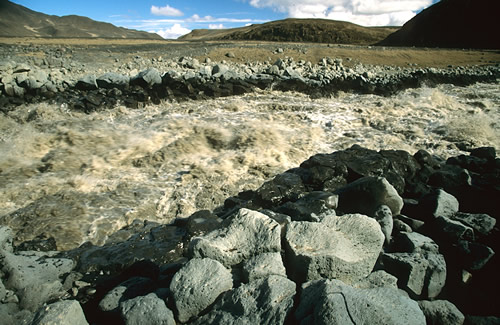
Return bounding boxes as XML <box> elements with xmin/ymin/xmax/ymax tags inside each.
<box><xmin>0</xmin><ymin>0</ymin><xmax>163</xmax><ymax>39</ymax></box>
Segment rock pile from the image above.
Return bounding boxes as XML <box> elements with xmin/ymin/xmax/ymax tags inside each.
<box><xmin>1</xmin><ymin>54</ymin><xmax>499</xmax><ymax>112</ymax></box>
<box><xmin>0</xmin><ymin>144</ymin><xmax>498</xmax><ymax>324</ymax></box>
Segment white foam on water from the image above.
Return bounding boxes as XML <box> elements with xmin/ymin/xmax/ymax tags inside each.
<box><xmin>0</xmin><ymin>82</ymin><xmax>498</xmax><ymax>249</ymax></box>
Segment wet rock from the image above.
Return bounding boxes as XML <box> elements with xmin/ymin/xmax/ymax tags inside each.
<box><xmin>256</xmin><ymin>172</ymin><xmax>306</xmax><ymax>207</ymax></box>
<box><xmin>98</xmin><ymin>277</ymin><xmax>154</xmax><ymax>312</ymax></box>
<box><xmin>192</xmin><ymin>275</ymin><xmax>296</xmax><ymax>325</ymax></box>
<box><xmin>189</xmin><ymin>209</ymin><xmax>281</xmax><ymax>267</ymax></box>
<box><xmin>0</xmin><ymin>250</ymin><xmax>75</xmax><ymax>311</ymax></box>
<box><xmin>120</xmin><ymin>293</ymin><xmax>175</xmax><ymax>325</ymax></box>
<box><xmin>31</xmin><ymin>300</ymin><xmax>88</xmax><ymax>325</ymax></box>
<box><xmin>428</xmin><ymin>164</ymin><xmax>472</xmax><ymax>197</ymax></box>
<box><xmin>242</xmin><ymin>252</ymin><xmax>287</xmax><ymax>282</ymax></box>
<box><xmin>183</xmin><ymin>210</ymin><xmax>222</xmax><ymax>238</ymax></box>
<box><xmin>295</xmin><ymin>279</ymin><xmax>426</xmax><ymax>325</ymax></box>
<box><xmin>284</xmin><ymin>214</ymin><xmax>384</xmax><ymax>284</ymax></box>
<box><xmin>170</xmin><ymin>258</ymin><xmax>232</xmax><ymax>323</ymax></box>
<box><xmin>96</xmin><ymin>72</ymin><xmax>130</xmax><ymax>89</ymax></box>
<box><xmin>417</xmin><ymin>189</ymin><xmax>459</xmax><ymax>221</ymax></box>
<box><xmin>418</xmin><ymin>300</ymin><xmax>465</xmax><ymax>325</ymax></box>
<box><xmin>380</xmin><ymin>252</ymin><xmax>446</xmax><ymax>299</ymax></box>
<box><xmin>335</xmin><ymin>176</ymin><xmax>404</xmax><ymax>216</ymax></box>
<box><xmin>451</xmin><ymin>212</ymin><xmax>496</xmax><ymax>236</ymax></box>
<box><xmin>470</xmin><ymin>147</ymin><xmax>497</xmax><ymax>161</ymax></box>
<box><xmin>75</xmin><ymin>74</ymin><xmax>98</xmax><ymax>90</ymax></box>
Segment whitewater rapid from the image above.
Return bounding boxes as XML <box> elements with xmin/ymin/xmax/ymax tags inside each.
<box><xmin>0</xmin><ymin>82</ymin><xmax>498</xmax><ymax>250</ymax></box>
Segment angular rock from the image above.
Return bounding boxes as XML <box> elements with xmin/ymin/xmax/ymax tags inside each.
<box><xmin>296</xmin><ymin>279</ymin><xmax>426</xmax><ymax>325</ymax></box>
<box><xmin>381</xmin><ymin>252</ymin><xmax>446</xmax><ymax>299</ymax></box>
<box><xmin>354</xmin><ymin>270</ymin><xmax>399</xmax><ymax>289</ymax></box>
<box><xmin>393</xmin><ymin>231</ymin><xmax>440</xmax><ymax>254</ymax></box>
<box><xmin>75</xmin><ymin>74</ymin><xmax>98</xmax><ymax>90</ymax></box>
<box><xmin>418</xmin><ymin>189</ymin><xmax>459</xmax><ymax>221</ymax></box>
<box><xmin>256</xmin><ymin>172</ymin><xmax>306</xmax><ymax>207</ymax></box>
<box><xmin>97</xmin><ymin>72</ymin><xmax>130</xmax><ymax>89</ymax></box>
<box><xmin>242</xmin><ymin>252</ymin><xmax>287</xmax><ymax>282</ymax></box>
<box><xmin>435</xmin><ymin>216</ymin><xmax>475</xmax><ymax>243</ymax></box>
<box><xmin>335</xmin><ymin>176</ymin><xmax>404</xmax><ymax>216</ymax></box>
<box><xmin>418</xmin><ymin>300</ymin><xmax>465</xmax><ymax>325</ymax></box>
<box><xmin>170</xmin><ymin>258</ymin><xmax>232</xmax><ymax>323</ymax></box>
<box><xmin>0</xmin><ymin>250</ymin><xmax>75</xmax><ymax>311</ymax></box>
<box><xmin>189</xmin><ymin>209</ymin><xmax>281</xmax><ymax>267</ymax></box>
<box><xmin>428</xmin><ymin>164</ymin><xmax>472</xmax><ymax>196</ymax></box>
<box><xmin>31</xmin><ymin>300</ymin><xmax>88</xmax><ymax>325</ymax></box>
<box><xmin>192</xmin><ymin>275</ymin><xmax>296</xmax><ymax>325</ymax></box>
<box><xmin>451</xmin><ymin>212</ymin><xmax>496</xmax><ymax>236</ymax></box>
<box><xmin>284</xmin><ymin>214</ymin><xmax>384</xmax><ymax>283</ymax></box>
<box><xmin>131</xmin><ymin>68</ymin><xmax>162</xmax><ymax>88</ymax></box>
<box><xmin>98</xmin><ymin>277</ymin><xmax>154</xmax><ymax>312</ymax></box>
<box><xmin>456</xmin><ymin>240</ymin><xmax>495</xmax><ymax>271</ymax></box>
<box><xmin>120</xmin><ymin>293</ymin><xmax>175</xmax><ymax>325</ymax></box>
<box><xmin>470</xmin><ymin>147</ymin><xmax>497</xmax><ymax>160</ymax></box>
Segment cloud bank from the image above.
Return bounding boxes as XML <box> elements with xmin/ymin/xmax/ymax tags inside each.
<box><xmin>248</xmin><ymin>0</ymin><xmax>435</xmax><ymax>26</ymax></box>
<box><xmin>152</xmin><ymin>23</ymin><xmax>191</xmax><ymax>39</ymax></box>
<box><xmin>151</xmin><ymin>4</ymin><xmax>183</xmax><ymax>17</ymax></box>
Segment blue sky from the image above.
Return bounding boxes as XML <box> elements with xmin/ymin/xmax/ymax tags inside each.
<box><xmin>11</xmin><ymin>0</ymin><xmax>440</xmax><ymax>39</ymax></box>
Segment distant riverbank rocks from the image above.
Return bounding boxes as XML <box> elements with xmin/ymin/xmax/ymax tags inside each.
<box><xmin>1</xmin><ymin>51</ymin><xmax>499</xmax><ymax>112</ymax></box>
<box><xmin>0</xmin><ymin>144</ymin><xmax>498</xmax><ymax>324</ymax></box>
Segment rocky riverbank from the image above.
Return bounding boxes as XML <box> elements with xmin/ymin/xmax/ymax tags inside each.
<box><xmin>1</xmin><ymin>42</ymin><xmax>499</xmax><ymax>112</ymax></box>
<box><xmin>1</xmin><ymin>145</ymin><xmax>498</xmax><ymax>324</ymax></box>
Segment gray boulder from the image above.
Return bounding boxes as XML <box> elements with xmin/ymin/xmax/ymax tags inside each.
<box><xmin>131</xmin><ymin>68</ymin><xmax>162</xmax><ymax>87</ymax></box>
<box><xmin>335</xmin><ymin>176</ymin><xmax>404</xmax><ymax>216</ymax></box>
<box><xmin>0</xmin><ymin>226</ymin><xmax>14</xmax><ymax>252</ymax></box>
<box><xmin>381</xmin><ymin>251</ymin><xmax>446</xmax><ymax>299</ymax></box>
<box><xmin>284</xmin><ymin>214</ymin><xmax>384</xmax><ymax>284</ymax></box>
<box><xmin>1</xmin><ymin>250</ymin><xmax>75</xmax><ymax>311</ymax></box>
<box><xmin>189</xmin><ymin>209</ymin><xmax>281</xmax><ymax>267</ymax></box>
<box><xmin>394</xmin><ymin>231</ymin><xmax>440</xmax><ymax>254</ymax></box>
<box><xmin>98</xmin><ymin>277</ymin><xmax>153</xmax><ymax>312</ymax></box>
<box><xmin>97</xmin><ymin>72</ymin><xmax>130</xmax><ymax>89</ymax></box>
<box><xmin>31</xmin><ymin>300</ymin><xmax>88</xmax><ymax>325</ymax></box>
<box><xmin>170</xmin><ymin>258</ymin><xmax>232</xmax><ymax>323</ymax></box>
<box><xmin>418</xmin><ymin>300</ymin><xmax>465</xmax><ymax>325</ymax></box>
<box><xmin>451</xmin><ymin>212</ymin><xmax>496</xmax><ymax>236</ymax></box>
<box><xmin>192</xmin><ymin>275</ymin><xmax>296</xmax><ymax>325</ymax></box>
<box><xmin>353</xmin><ymin>270</ymin><xmax>399</xmax><ymax>289</ymax></box>
<box><xmin>435</xmin><ymin>216</ymin><xmax>475</xmax><ymax>243</ymax></box>
<box><xmin>456</xmin><ymin>240</ymin><xmax>495</xmax><ymax>271</ymax></box>
<box><xmin>276</xmin><ymin>191</ymin><xmax>338</xmax><ymax>222</ymax></box>
<box><xmin>418</xmin><ymin>189</ymin><xmax>459</xmax><ymax>221</ymax></box>
<box><xmin>120</xmin><ymin>293</ymin><xmax>175</xmax><ymax>325</ymax></box>
<box><xmin>296</xmin><ymin>279</ymin><xmax>426</xmax><ymax>325</ymax></box>
<box><xmin>75</xmin><ymin>74</ymin><xmax>98</xmax><ymax>90</ymax></box>
<box><xmin>242</xmin><ymin>252</ymin><xmax>287</xmax><ymax>282</ymax></box>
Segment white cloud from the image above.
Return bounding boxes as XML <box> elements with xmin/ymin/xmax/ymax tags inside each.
<box><xmin>152</xmin><ymin>23</ymin><xmax>191</xmax><ymax>39</ymax></box>
<box><xmin>248</xmin><ymin>0</ymin><xmax>435</xmax><ymax>26</ymax></box>
<box><xmin>209</xmin><ymin>24</ymin><xmax>225</xmax><ymax>29</ymax></box>
<box><xmin>151</xmin><ymin>4</ymin><xmax>184</xmax><ymax>17</ymax></box>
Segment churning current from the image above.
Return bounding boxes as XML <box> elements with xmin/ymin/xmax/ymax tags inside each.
<box><xmin>1</xmin><ymin>82</ymin><xmax>499</xmax><ymax>250</ymax></box>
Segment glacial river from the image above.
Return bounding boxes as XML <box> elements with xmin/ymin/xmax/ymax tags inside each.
<box><xmin>1</xmin><ymin>82</ymin><xmax>498</xmax><ymax>250</ymax></box>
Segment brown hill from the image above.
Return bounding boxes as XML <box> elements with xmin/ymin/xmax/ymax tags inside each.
<box><xmin>179</xmin><ymin>18</ymin><xmax>398</xmax><ymax>45</ymax></box>
<box><xmin>0</xmin><ymin>0</ymin><xmax>162</xmax><ymax>39</ymax></box>
<box><xmin>378</xmin><ymin>0</ymin><xmax>500</xmax><ymax>49</ymax></box>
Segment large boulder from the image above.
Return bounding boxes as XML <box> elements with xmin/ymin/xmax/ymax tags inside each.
<box><xmin>417</xmin><ymin>189</ymin><xmax>459</xmax><ymax>221</ymax></box>
<box><xmin>295</xmin><ymin>279</ymin><xmax>426</xmax><ymax>325</ymax></box>
<box><xmin>418</xmin><ymin>300</ymin><xmax>465</xmax><ymax>325</ymax></box>
<box><xmin>31</xmin><ymin>300</ymin><xmax>88</xmax><ymax>325</ymax></box>
<box><xmin>170</xmin><ymin>258</ymin><xmax>232</xmax><ymax>323</ymax></box>
<box><xmin>242</xmin><ymin>252</ymin><xmax>287</xmax><ymax>282</ymax></box>
<box><xmin>189</xmin><ymin>209</ymin><xmax>281</xmax><ymax>267</ymax></box>
<box><xmin>98</xmin><ymin>277</ymin><xmax>154</xmax><ymax>312</ymax></box>
<box><xmin>120</xmin><ymin>293</ymin><xmax>175</xmax><ymax>325</ymax></box>
<box><xmin>192</xmin><ymin>275</ymin><xmax>296</xmax><ymax>325</ymax></box>
<box><xmin>284</xmin><ymin>214</ymin><xmax>384</xmax><ymax>283</ymax></box>
<box><xmin>130</xmin><ymin>68</ymin><xmax>162</xmax><ymax>88</ymax></box>
<box><xmin>335</xmin><ymin>176</ymin><xmax>404</xmax><ymax>216</ymax></box>
<box><xmin>97</xmin><ymin>72</ymin><xmax>130</xmax><ymax>89</ymax></box>
<box><xmin>0</xmin><ymin>250</ymin><xmax>75</xmax><ymax>311</ymax></box>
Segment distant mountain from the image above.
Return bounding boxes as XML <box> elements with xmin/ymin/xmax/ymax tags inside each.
<box><xmin>179</xmin><ymin>18</ymin><xmax>398</xmax><ymax>45</ymax></box>
<box><xmin>0</xmin><ymin>0</ymin><xmax>162</xmax><ymax>39</ymax></box>
<box><xmin>378</xmin><ymin>0</ymin><xmax>500</xmax><ymax>49</ymax></box>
